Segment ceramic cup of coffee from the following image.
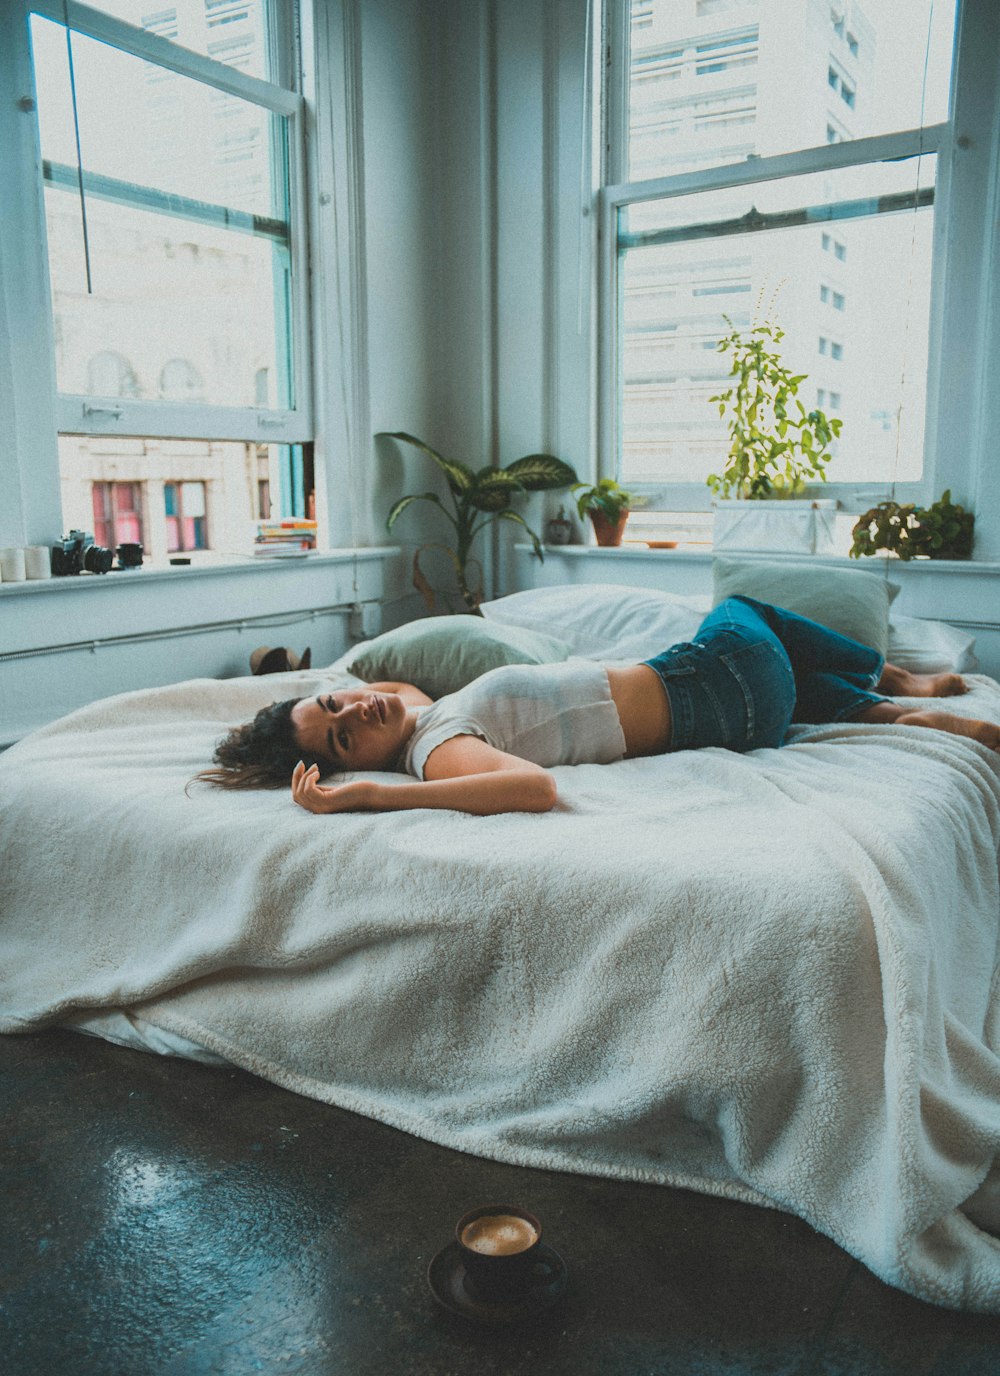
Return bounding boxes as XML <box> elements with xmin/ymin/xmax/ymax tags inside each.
<box><xmin>455</xmin><ymin>1204</ymin><xmax>542</xmax><ymax>1299</ymax></box>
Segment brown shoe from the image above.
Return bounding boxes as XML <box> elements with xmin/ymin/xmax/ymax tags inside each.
<box><xmin>249</xmin><ymin>646</ymin><xmax>312</xmax><ymax>675</ymax></box>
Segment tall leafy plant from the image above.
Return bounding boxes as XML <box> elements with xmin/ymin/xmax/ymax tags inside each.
<box><xmin>708</xmin><ymin>316</ymin><xmax>842</xmax><ymax>500</ymax></box>
<box><xmin>381</xmin><ymin>432</ymin><xmax>577</xmax><ymax>612</ymax></box>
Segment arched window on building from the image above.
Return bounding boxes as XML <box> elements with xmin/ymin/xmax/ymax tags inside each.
<box><xmin>159</xmin><ymin>358</ymin><xmax>204</xmax><ymax>401</ymax></box>
<box><xmin>87</xmin><ymin>351</ymin><xmax>140</xmax><ymax>397</ymax></box>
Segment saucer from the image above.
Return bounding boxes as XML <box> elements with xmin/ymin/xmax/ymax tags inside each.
<box><xmin>427</xmin><ymin>1241</ymin><xmax>568</xmax><ymax>1325</ymax></box>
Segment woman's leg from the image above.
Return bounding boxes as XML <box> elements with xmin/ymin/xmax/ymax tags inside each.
<box><xmin>875</xmin><ymin>662</ymin><xmax>967</xmax><ymax>698</ymax></box>
<box><xmin>719</xmin><ymin>596</ymin><xmax>888</xmax><ymax>725</ymax></box>
<box><xmin>852</xmin><ymin>700</ymin><xmax>999</xmax><ymax>751</ymax></box>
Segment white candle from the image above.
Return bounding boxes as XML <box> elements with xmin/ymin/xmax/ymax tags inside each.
<box><xmin>23</xmin><ymin>546</ymin><xmax>52</xmax><ymax>580</ymax></box>
<box><xmin>0</xmin><ymin>548</ymin><xmax>26</xmax><ymax>581</ymax></box>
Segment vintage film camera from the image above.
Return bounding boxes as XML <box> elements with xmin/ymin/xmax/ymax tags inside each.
<box><xmin>50</xmin><ymin>529</ymin><xmax>115</xmax><ymax>576</ymax></box>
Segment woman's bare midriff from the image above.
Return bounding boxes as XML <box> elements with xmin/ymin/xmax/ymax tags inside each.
<box><xmin>605</xmin><ymin>664</ymin><xmax>672</xmax><ymax>758</ymax></box>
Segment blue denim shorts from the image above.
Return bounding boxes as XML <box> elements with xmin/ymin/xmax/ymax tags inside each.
<box><xmin>643</xmin><ymin>595</ymin><xmax>888</xmax><ymax>754</ymax></box>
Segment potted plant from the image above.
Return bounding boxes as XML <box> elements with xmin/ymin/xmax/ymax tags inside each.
<box><xmin>381</xmin><ymin>431</ymin><xmax>577</xmax><ymax>612</ymax></box>
<box><xmin>849</xmin><ymin>490</ymin><xmax>974</xmax><ymax>562</ymax></box>
<box><xmin>571</xmin><ymin>478</ymin><xmax>641</xmax><ymax>547</ymax></box>
<box><xmin>707</xmin><ymin>315</ymin><xmax>842</xmax><ymax>554</ymax></box>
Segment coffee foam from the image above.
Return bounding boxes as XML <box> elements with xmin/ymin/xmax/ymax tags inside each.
<box><xmin>460</xmin><ymin>1213</ymin><xmax>538</xmax><ymax>1256</ymax></box>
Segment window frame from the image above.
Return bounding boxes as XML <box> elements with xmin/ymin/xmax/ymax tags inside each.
<box><xmin>16</xmin><ymin>0</ymin><xmax>311</xmax><ymax>446</ymax></box>
<box><xmin>597</xmin><ymin>0</ymin><xmax>983</xmax><ymax>516</ymax></box>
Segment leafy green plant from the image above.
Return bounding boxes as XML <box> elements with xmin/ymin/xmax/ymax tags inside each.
<box><xmin>570</xmin><ymin>478</ymin><xmax>639</xmax><ymax>522</ymax></box>
<box><xmin>708</xmin><ymin>317</ymin><xmax>842</xmax><ymax>500</ymax></box>
<box><xmin>382</xmin><ymin>431</ymin><xmax>577</xmax><ymax>612</ymax></box>
<box><xmin>849</xmin><ymin>490</ymin><xmax>974</xmax><ymax>562</ymax></box>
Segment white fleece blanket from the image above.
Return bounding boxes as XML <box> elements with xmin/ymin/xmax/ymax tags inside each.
<box><xmin>2</xmin><ymin>668</ymin><xmax>1000</xmax><ymax>1312</ymax></box>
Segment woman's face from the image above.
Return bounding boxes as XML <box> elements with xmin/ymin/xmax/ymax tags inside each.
<box><xmin>290</xmin><ymin>689</ymin><xmax>413</xmax><ymax>772</ymax></box>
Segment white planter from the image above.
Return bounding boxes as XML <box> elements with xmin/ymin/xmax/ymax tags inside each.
<box><xmin>712</xmin><ymin>499</ymin><xmax>838</xmax><ymax>555</ymax></box>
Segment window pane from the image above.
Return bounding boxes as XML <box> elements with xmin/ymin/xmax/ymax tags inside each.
<box><xmin>617</xmin><ymin>156</ymin><xmax>935</xmax><ymax>487</ymax></box>
<box><xmin>32</xmin><ymin>14</ymin><xmax>293</xmax><ymax>410</ymax></box>
<box><xmin>628</xmin><ymin>0</ymin><xmax>957</xmax><ymax>180</ymax></box>
<box><xmin>64</xmin><ymin>0</ymin><xmax>278</xmax><ymax>83</ymax></box>
<box><xmin>58</xmin><ymin>438</ymin><xmax>304</xmax><ymax>562</ymax></box>
<box><xmin>32</xmin><ymin>16</ymin><xmax>286</xmax><ymax>219</ymax></box>
<box><xmin>45</xmin><ymin>191</ymin><xmax>289</xmax><ymax>407</ymax></box>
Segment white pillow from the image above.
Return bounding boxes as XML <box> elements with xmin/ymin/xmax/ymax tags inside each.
<box><xmin>480</xmin><ymin>584</ymin><xmax>709</xmax><ymax>661</ymax></box>
<box><xmin>887</xmin><ymin>614</ymin><xmax>978</xmax><ymax>673</ymax></box>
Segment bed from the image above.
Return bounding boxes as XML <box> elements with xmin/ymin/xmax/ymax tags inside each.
<box><xmin>2</xmin><ymin>573</ymin><xmax>999</xmax><ymax>1313</ymax></box>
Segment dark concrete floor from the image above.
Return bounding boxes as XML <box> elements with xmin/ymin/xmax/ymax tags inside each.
<box><xmin>2</xmin><ymin>1031</ymin><xmax>1000</xmax><ymax>1376</ymax></box>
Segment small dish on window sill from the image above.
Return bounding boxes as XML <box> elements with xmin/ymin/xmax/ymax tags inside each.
<box><xmin>645</xmin><ymin>540</ymin><xmax>678</xmax><ymax>549</ymax></box>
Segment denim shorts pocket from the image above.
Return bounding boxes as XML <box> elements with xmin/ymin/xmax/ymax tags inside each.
<box><xmin>720</xmin><ymin>640</ymin><xmax>795</xmax><ymax>750</ymax></box>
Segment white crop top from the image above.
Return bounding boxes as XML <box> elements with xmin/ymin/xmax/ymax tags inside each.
<box><xmin>401</xmin><ymin>660</ymin><xmax>627</xmax><ymax>779</ymax></box>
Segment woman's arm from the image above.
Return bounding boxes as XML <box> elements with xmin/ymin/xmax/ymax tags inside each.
<box><xmin>291</xmin><ymin>735</ymin><xmax>557</xmax><ymax>815</ymax></box>
<box><xmin>363</xmin><ymin>680</ymin><xmax>433</xmax><ymax>707</ymax></box>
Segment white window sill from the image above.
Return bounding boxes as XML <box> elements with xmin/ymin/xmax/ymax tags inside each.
<box><xmin>527</xmin><ymin>544</ymin><xmax>1000</xmax><ymax>575</ymax></box>
<box><xmin>0</xmin><ymin>546</ymin><xmax>399</xmax><ymax>596</ymax></box>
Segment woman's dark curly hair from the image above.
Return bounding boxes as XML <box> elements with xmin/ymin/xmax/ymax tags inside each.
<box><xmin>191</xmin><ymin>697</ymin><xmax>327</xmax><ymax>791</ymax></box>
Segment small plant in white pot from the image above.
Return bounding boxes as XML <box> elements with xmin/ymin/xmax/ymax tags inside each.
<box><xmin>707</xmin><ymin>315</ymin><xmax>841</xmax><ymax>554</ymax></box>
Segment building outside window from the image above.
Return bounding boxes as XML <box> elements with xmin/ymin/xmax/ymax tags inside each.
<box><xmin>13</xmin><ymin>0</ymin><xmax>310</xmax><ymax>564</ymax></box>
<box><xmin>603</xmin><ymin>0</ymin><xmax>958</xmax><ymax>506</ymax></box>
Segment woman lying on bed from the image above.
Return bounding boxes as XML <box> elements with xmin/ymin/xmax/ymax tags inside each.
<box><xmin>197</xmin><ymin>596</ymin><xmax>999</xmax><ymax>816</ymax></box>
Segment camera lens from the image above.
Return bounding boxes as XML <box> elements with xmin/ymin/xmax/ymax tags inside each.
<box><xmin>83</xmin><ymin>544</ymin><xmax>114</xmax><ymax>574</ymax></box>
<box><xmin>116</xmin><ymin>542</ymin><xmax>143</xmax><ymax>569</ymax></box>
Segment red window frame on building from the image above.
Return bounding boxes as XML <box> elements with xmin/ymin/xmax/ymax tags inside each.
<box><xmin>164</xmin><ymin>480</ymin><xmax>208</xmax><ymax>552</ymax></box>
<box><xmin>91</xmin><ymin>481</ymin><xmax>144</xmax><ymax>550</ymax></box>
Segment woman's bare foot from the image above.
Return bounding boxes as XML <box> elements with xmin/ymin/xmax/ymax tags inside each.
<box><xmin>895</xmin><ymin>708</ymin><xmax>1000</xmax><ymax>752</ymax></box>
<box><xmin>877</xmin><ymin>663</ymin><xmax>967</xmax><ymax>698</ymax></box>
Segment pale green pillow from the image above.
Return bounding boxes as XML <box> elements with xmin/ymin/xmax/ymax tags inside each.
<box><xmin>347</xmin><ymin>615</ymin><xmax>572</xmax><ymax>698</ymax></box>
<box><xmin>712</xmin><ymin>557</ymin><xmax>899</xmax><ymax>656</ymax></box>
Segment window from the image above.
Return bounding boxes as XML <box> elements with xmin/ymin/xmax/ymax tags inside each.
<box><xmin>603</xmin><ymin>0</ymin><xmax>960</xmax><ymax>502</ymax></box>
<box><xmin>11</xmin><ymin>0</ymin><xmax>309</xmax><ymax>564</ymax></box>
<box><xmin>92</xmin><ymin>480</ymin><xmax>144</xmax><ymax>548</ymax></box>
<box><xmin>71</xmin><ymin>0</ymin><xmax>277</xmax><ymax>81</ymax></box>
<box><xmin>165</xmin><ymin>480</ymin><xmax>207</xmax><ymax>550</ymax></box>
<box><xmin>257</xmin><ymin>477</ymin><xmax>271</xmax><ymax>519</ymax></box>
<box><xmin>87</xmin><ymin>351</ymin><xmax>140</xmax><ymax>397</ymax></box>
<box><xmin>159</xmin><ymin>358</ymin><xmax>204</xmax><ymax>401</ymax></box>
<box><xmin>847</xmin><ymin>33</ymin><xmax>859</xmax><ymax>58</ymax></box>
<box><xmin>830</xmin><ymin>391</ymin><xmax>842</xmax><ymax>408</ymax></box>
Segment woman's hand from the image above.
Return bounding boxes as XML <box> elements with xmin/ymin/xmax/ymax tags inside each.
<box><xmin>291</xmin><ymin>738</ymin><xmax>558</xmax><ymax>817</ymax></box>
<box><xmin>291</xmin><ymin>762</ymin><xmax>377</xmax><ymax>814</ymax></box>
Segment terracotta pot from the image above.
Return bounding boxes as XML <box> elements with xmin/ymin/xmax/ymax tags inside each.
<box><xmin>589</xmin><ymin>509</ymin><xmax>629</xmax><ymax>547</ymax></box>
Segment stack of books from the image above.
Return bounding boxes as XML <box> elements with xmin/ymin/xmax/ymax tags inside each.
<box><xmin>252</xmin><ymin>519</ymin><xmax>318</xmax><ymax>557</ymax></box>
